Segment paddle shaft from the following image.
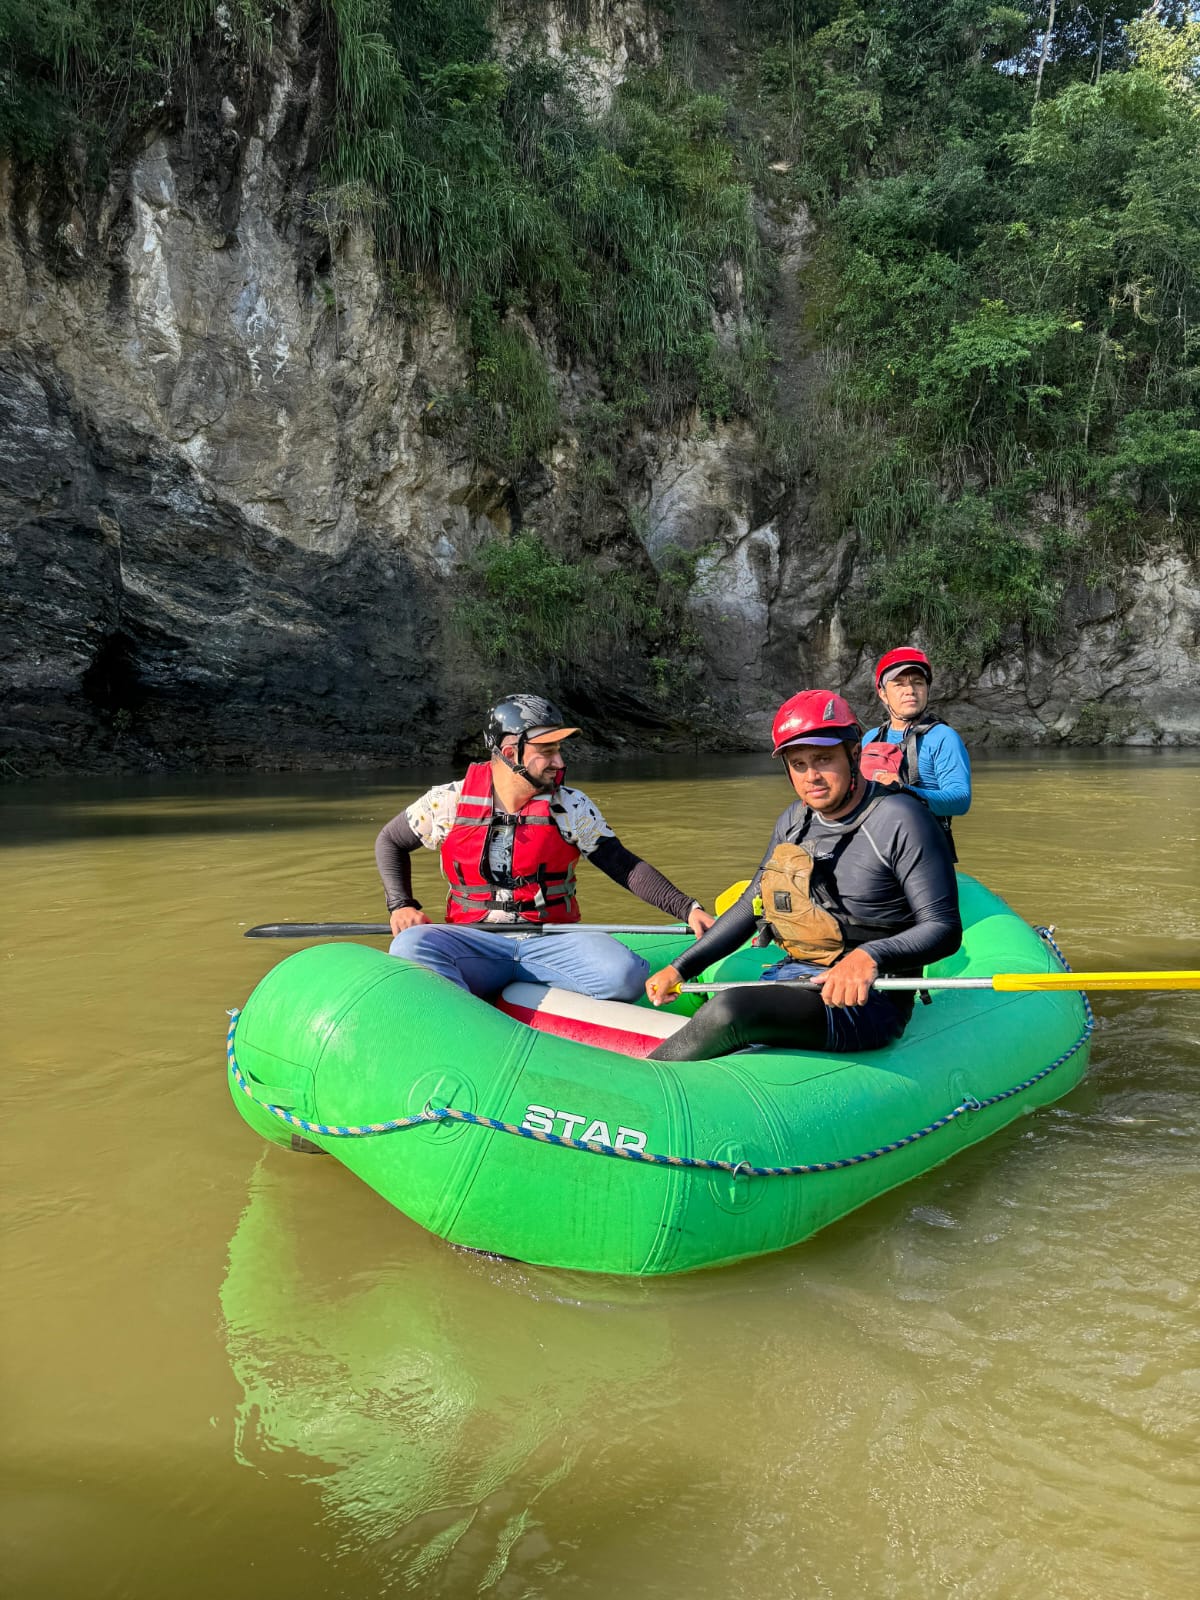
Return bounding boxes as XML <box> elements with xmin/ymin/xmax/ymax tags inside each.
<box><xmin>680</xmin><ymin>971</ymin><xmax>1200</xmax><ymax>994</ymax></box>
<box><xmin>246</xmin><ymin>921</ymin><xmax>689</xmax><ymax>940</ymax></box>
<box><xmin>680</xmin><ymin>977</ymin><xmax>978</xmax><ymax>993</ymax></box>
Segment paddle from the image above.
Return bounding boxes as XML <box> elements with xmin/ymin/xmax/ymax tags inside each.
<box><xmin>695</xmin><ymin>881</ymin><xmax>1198</xmax><ymax>992</ymax></box>
<box><xmin>245</xmin><ymin>874</ymin><xmax>755</xmax><ymax>942</ymax></box>
<box><xmin>714</xmin><ymin>879</ymin><xmax>752</xmax><ymax>915</ymax></box>
<box><xmin>245</xmin><ymin>920</ymin><xmax>690</xmax><ymax>940</ymax></box>
<box><xmin>680</xmin><ymin>971</ymin><xmax>1200</xmax><ymax>995</ymax></box>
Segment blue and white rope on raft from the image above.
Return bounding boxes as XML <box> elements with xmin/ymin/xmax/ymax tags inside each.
<box><xmin>226</xmin><ymin>926</ymin><xmax>1094</xmax><ymax>1179</ymax></box>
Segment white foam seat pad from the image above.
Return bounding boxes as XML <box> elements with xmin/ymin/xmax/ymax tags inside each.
<box><xmin>495</xmin><ymin>983</ymin><xmax>688</xmax><ymax>1059</ymax></box>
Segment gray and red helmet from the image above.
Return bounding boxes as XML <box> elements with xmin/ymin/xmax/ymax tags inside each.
<box><xmin>874</xmin><ymin>647</ymin><xmax>932</xmax><ymax>690</ymax></box>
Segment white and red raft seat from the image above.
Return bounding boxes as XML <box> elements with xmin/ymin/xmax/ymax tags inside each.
<box><xmin>495</xmin><ymin>983</ymin><xmax>688</xmax><ymax>1059</ymax></box>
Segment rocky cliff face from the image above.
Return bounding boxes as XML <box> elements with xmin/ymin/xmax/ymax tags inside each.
<box><xmin>1</xmin><ymin>1</ymin><xmax>1196</xmax><ymax>777</ymax></box>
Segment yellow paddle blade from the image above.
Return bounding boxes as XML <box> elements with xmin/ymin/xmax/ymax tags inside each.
<box><xmin>714</xmin><ymin>879</ymin><xmax>752</xmax><ymax>916</ymax></box>
<box><xmin>993</xmin><ymin>970</ymin><xmax>1200</xmax><ymax>993</ymax></box>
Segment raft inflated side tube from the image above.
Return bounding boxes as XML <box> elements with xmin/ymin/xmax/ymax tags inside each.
<box><xmin>227</xmin><ymin>877</ymin><xmax>1092</xmax><ymax>1275</ymax></box>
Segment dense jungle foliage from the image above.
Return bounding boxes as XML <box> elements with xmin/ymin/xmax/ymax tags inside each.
<box><xmin>1</xmin><ymin>1</ymin><xmax>1197</xmax><ymax>672</ymax></box>
<box><xmin>750</xmin><ymin>1</ymin><xmax>1200</xmax><ymax>663</ymax></box>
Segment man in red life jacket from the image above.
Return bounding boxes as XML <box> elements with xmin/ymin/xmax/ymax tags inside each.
<box><xmin>376</xmin><ymin>694</ymin><xmax>715</xmax><ymax>1000</ymax></box>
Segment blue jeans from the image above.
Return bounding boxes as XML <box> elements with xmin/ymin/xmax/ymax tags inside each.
<box><xmin>760</xmin><ymin>958</ymin><xmax>909</xmax><ymax>1053</ymax></box>
<box><xmin>388</xmin><ymin>923</ymin><xmax>650</xmax><ymax>1002</ymax></box>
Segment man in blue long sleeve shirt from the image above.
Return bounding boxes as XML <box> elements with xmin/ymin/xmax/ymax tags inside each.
<box><xmin>860</xmin><ymin>647</ymin><xmax>971</xmax><ymax>856</ymax></box>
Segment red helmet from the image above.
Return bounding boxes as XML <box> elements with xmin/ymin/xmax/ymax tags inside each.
<box><xmin>771</xmin><ymin>691</ymin><xmax>861</xmax><ymax>757</ymax></box>
<box><xmin>874</xmin><ymin>647</ymin><xmax>932</xmax><ymax>690</ymax></box>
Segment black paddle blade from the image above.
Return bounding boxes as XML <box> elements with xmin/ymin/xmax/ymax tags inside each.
<box><xmin>242</xmin><ymin>920</ymin><xmax>690</xmax><ymax>940</ymax></box>
<box><xmin>244</xmin><ymin>923</ymin><xmax>392</xmax><ymax>939</ymax></box>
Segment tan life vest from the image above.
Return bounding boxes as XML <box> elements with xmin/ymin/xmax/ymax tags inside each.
<box><xmin>757</xmin><ymin>843</ymin><xmax>845</xmax><ymax>966</ymax></box>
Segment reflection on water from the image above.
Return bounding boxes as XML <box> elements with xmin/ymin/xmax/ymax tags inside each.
<box><xmin>2</xmin><ymin>751</ymin><xmax>1198</xmax><ymax>1598</ymax></box>
<box><xmin>222</xmin><ymin>1160</ymin><xmax>671</xmax><ymax>1594</ymax></box>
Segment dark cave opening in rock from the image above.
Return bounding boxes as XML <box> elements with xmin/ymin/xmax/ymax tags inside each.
<box><xmin>81</xmin><ymin>629</ymin><xmax>145</xmax><ymax>724</ymax></box>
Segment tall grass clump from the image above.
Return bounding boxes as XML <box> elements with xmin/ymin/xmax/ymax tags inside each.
<box><xmin>322</xmin><ymin>1</ymin><xmax>763</xmax><ymax>464</ymax></box>
<box><xmin>0</xmin><ymin>1</ymin><xmax>271</xmax><ymax>164</ymax></box>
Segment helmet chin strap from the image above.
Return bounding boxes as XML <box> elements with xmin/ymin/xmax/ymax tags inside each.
<box><xmin>498</xmin><ymin>740</ymin><xmax>560</xmax><ymax>791</ymax></box>
<box><xmin>497</xmin><ymin>751</ymin><xmax>534</xmax><ymax>784</ymax></box>
<box><xmin>847</xmin><ymin>741</ymin><xmax>863</xmax><ymax>789</ymax></box>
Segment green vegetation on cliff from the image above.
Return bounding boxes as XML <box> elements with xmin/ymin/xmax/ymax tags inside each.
<box><xmin>749</xmin><ymin>0</ymin><xmax>1200</xmax><ymax>664</ymax></box>
<box><xmin>3</xmin><ymin>1</ymin><xmax>1197</xmax><ymax>681</ymax></box>
<box><xmin>454</xmin><ymin>528</ymin><xmax>702</xmax><ymax>705</ymax></box>
<box><xmin>1</xmin><ymin>2</ymin><xmax>763</xmax><ymax>469</ymax></box>
<box><xmin>0</xmin><ymin>2</ymin><xmax>270</xmax><ymax>162</ymax></box>
<box><xmin>1</xmin><ymin>0</ymin><xmax>759</xmax><ymax>713</ymax></box>
<box><xmin>322</xmin><ymin>0</ymin><xmax>762</xmax><ymax>462</ymax></box>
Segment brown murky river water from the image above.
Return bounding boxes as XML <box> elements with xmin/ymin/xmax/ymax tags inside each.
<box><xmin>2</xmin><ymin>751</ymin><xmax>1197</xmax><ymax>1599</ymax></box>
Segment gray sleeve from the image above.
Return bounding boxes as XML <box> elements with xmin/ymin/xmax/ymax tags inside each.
<box><xmin>588</xmin><ymin>835</ymin><xmax>700</xmax><ymax>921</ymax></box>
<box><xmin>858</xmin><ymin>803</ymin><xmax>962</xmax><ymax>970</ymax></box>
<box><xmin>374</xmin><ymin>812</ymin><xmax>424</xmax><ymax>910</ymax></box>
<box><xmin>671</xmin><ymin>898</ymin><xmax>758</xmax><ymax>981</ymax></box>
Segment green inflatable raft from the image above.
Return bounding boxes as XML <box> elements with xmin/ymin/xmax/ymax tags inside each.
<box><xmin>226</xmin><ymin>875</ymin><xmax>1092</xmax><ymax>1275</ymax></box>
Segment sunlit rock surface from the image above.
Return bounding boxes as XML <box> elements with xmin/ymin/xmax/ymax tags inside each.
<box><xmin>1</xmin><ymin>1</ymin><xmax>1196</xmax><ymax>775</ymax></box>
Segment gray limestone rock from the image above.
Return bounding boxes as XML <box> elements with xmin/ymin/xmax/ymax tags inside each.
<box><xmin>1</xmin><ymin>1</ymin><xmax>1197</xmax><ymax>777</ymax></box>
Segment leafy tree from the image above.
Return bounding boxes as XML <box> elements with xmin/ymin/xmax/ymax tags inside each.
<box><xmin>755</xmin><ymin>0</ymin><xmax>1200</xmax><ymax>663</ymax></box>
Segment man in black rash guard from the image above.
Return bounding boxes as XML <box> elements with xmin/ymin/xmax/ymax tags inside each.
<box><xmin>644</xmin><ymin>689</ymin><xmax>962</xmax><ymax>1061</ymax></box>
<box><xmin>376</xmin><ymin>693</ymin><xmax>714</xmax><ymax>1002</ymax></box>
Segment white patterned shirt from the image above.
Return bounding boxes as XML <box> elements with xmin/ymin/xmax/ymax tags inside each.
<box><xmin>404</xmin><ymin>782</ymin><xmax>615</xmax><ymax>855</ymax></box>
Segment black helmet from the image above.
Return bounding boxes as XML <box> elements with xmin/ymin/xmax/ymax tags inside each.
<box><xmin>484</xmin><ymin>694</ymin><xmax>575</xmax><ymax>758</ymax></box>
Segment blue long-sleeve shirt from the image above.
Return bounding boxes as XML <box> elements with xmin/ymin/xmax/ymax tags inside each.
<box><xmin>862</xmin><ymin>721</ymin><xmax>972</xmax><ymax>818</ymax></box>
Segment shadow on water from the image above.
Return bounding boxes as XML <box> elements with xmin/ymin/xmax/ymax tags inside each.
<box><xmin>4</xmin><ymin>745</ymin><xmax>1190</xmax><ymax>849</ymax></box>
<box><xmin>0</xmin><ymin>753</ymin><xmax>781</xmax><ymax>847</ymax></box>
<box><xmin>0</xmin><ymin>771</ymin><xmax>411</xmax><ymax>847</ymax></box>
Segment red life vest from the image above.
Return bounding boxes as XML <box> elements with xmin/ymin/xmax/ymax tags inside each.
<box><xmin>859</xmin><ymin>741</ymin><xmax>904</xmax><ymax>781</ymax></box>
<box><xmin>440</xmin><ymin>761</ymin><xmax>582</xmax><ymax>925</ymax></box>
<box><xmin>860</xmin><ymin>714</ymin><xmax>958</xmax><ymax>862</ymax></box>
